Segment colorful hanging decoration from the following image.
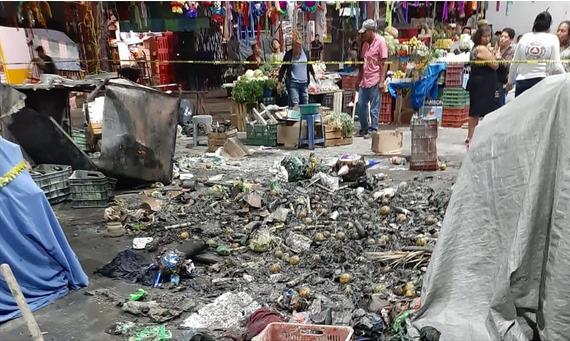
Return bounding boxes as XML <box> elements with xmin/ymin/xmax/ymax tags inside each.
<box><xmin>442</xmin><ymin>1</ymin><xmax>449</xmax><ymax>22</ymax></box>
<box><xmin>471</xmin><ymin>1</ymin><xmax>477</xmax><ymax>11</ymax></box>
<box><xmin>458</xmin><ymin>1</ymin><xmax>465</xmax><ymax>18</ymax></box>
<box><xmin>276</xmin><ymin>1</ymin><xmax>288</xmax><ymax>16</ymax></box>
<box><xmin>402</xmin><ymin>1</ymin><xmax>409</xmax><ymax>24</ymax></box>
<box><xmin>235</xmin><ymin>1</ymin><xmax>250</xmax><ymax>27</ymax></box>
<box><xmin>171</xmin><ymin>1</ymin><xmax>184</xmax><ymax>14</ymax></box>
<box><xmin>385</xmin><ymin>1</ymin><xmax>393</xmax><ymax>28</ymax></box>
<box><xmin>251</xmin><ymin>1</ymin><xmax>266</xmax><ymax>17</ymax></box>
<box><xmin>300</xmin><ymin>1</ymin><xmax>318</xmax><ymax>13</ymax></box>
<box><xmin>209</xmin><ymin>1</ymin><xmax>225</xmax><ymax>23</ymax></box>
<box><xmin>184</xmin><ymin>2</ymin><xmax>199</xmax><ymax>18</ymax></box>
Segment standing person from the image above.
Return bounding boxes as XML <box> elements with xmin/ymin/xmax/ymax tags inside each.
<box><xmin>269</xmin><ymin>38</ymin><xmax>283</xmax><ymax>64</ymax></box>
<box><xmin>495</xmin><ymin>28</ymin><xmax>516</xmax><ymax>107</ymax></box>
<box><xmin>34</xmin><ymin>46</ymin><xmax>57</xmax><ymax>75</ymax></box>
<box><xmin>310</xmin><ymin>34</ymin><xmax>324</xmax><ymax>61</ymax></box>
<box><xmin>465</xmin><ymin>25</ymin><xmax>498</xmax><ymax>150</ymax></box>
<box><xmin>356</xmin><ymin>19</ymin><xmax>388</xmax><ymax>138</ymax></box>
<box><xmin>557</xmin><ymin>21</ymin><xmax>570</xmax><ymax>72</ymax></box>
<box><xmin>277</xmin><ymin>31</ymin><xmax>316</xmax><ymax>108</ymax></box>
<box><xmin>507</xmin><ymin>11</ymin><xmax>565</xmax><ymax>97</ymax></box>
<box><xmin>246</xmin><ymin>43</ymin><xmax>263</xmax><ymax>70</ymax></box>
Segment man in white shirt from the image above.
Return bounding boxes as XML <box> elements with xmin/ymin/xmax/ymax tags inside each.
<box><xmin>507</xmin><ymin>11</ymin><xmax>565</xmax><ymax>97</ymax></box>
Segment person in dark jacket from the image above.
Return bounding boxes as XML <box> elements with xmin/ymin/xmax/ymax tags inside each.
<box><xmin>34</xmin><ymin>46</ymin><xmax>57</xmax><ymax>75</ymax></box>
<box><xmin>277</xmin><ymin>32</ymin><xmax>316</xmax><ymax>107</ymax></box>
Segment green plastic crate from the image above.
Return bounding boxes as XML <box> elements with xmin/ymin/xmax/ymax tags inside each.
<box><xmin>69</xmin><ymin>170</ymin><xmax>116</xmax><ymax>208</ymax></box>
<box><xmin>442</xmin><ymin>88</ymin><xmax>469</xmax><ymax>108</ymax></box>
<box><xmin>246</xmin><ymin>124</ymin><xmax>278</xmax><ymax>146</ymax></box>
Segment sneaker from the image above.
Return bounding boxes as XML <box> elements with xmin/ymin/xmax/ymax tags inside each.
<box><xmin>356</xmin><ymin>130</ymin><xmax>367</xmax><ymax>137</ymax></box>
<box><xmin>363</xmin><ymin>133</ymin><xmax>371</xmax><ymax>139</ymax></box>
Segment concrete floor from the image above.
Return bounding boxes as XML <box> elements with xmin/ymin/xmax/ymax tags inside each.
<box><xmin>0</xmin><ymin>126</ymin><xmax>467</xmax><ymax>341</ymax></box>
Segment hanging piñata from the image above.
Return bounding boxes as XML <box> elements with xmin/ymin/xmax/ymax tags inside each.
<box><xmin>185</xmin><ymin>1</ymin><xmax>199</xmax><ymax>18</ymax></box>
<box><xmin>300</xmin><ymin>1</ymin><xmax>319</xmax><ymax>13</ymax></box>
<box><xmin>209</xmin><ymin>1</ymin><xmax>225</xmax><ymax>23</ymax></box>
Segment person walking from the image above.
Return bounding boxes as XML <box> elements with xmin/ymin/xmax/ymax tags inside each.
<box><xmin>356</xmin><ymin>19</ymin><xmax>388</xmax><ymax>138</ymax></box>
<box><xmin>277</xmin><ymin>31</ymin><xmax>316</xmax><ymax>108</ymax></box>
<box><xmin>557</xmin><ymin>21</ymin><xmax>570</xmax><ymax>72</ymax></box>
<box><xmin>465</xmin><ymin>25</ymin><xmax>498</xmax><ymax>150</ymax></box>
<box><xmin>495</xmin><ymin>28</ymin><xmax>515</xmax><ymax>107</ymax></box>
<box><xmin>507</xmin><ymin>11</ymin><xmax>565</xmax><ymax>97</ymax></box>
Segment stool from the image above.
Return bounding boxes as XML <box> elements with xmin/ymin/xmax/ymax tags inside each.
<box><xmin>298</xmin><ymin>113</ymin><xmax>325</xmax><ymax>150</ymax></box>
<box><xmin>192</xmin><ymin>115</ymin><xmax>213</xmax><ymax>147</ymax></box>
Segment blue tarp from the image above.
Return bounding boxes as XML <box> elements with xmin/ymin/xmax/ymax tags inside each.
<box><xmin>388</xmin><ymin>62</ymin><xmax>447</xmax><ymax>109</ymax></box>
<box><xmin>0</xmin><ymin>137</ymin><xmax>88</xmax><ymax>322</ymax></box>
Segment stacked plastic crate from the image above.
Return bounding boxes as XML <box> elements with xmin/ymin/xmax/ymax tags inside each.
<box><xmin>442</xmin><ymin>64</ymin><xmax>469</xmax><ymax>127</ymax></box>
<box><xmin>156</xmin><ymin>32</ymin><xmax>175</xmax><ymax>85</ymax></box>
<box><xmin>380</xmin><ymin>92</ymin><xmax>394</xmax><ymax>124</ymax></box>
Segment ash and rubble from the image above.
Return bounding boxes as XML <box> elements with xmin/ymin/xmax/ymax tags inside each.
<box><xmin>96</xmin><ymin>151</ymin><xmax>452</xmax><ymax>339</ymax></box>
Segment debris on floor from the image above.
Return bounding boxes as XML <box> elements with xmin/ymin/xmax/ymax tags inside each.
<box><xmin>88</xmin><ymin>151</ymin><xmax>451</xmax><ymax>339</ymax></box>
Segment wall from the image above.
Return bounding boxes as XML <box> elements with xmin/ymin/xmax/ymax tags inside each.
<box><xmin>486</xmin><ymin>1</ymin><xmax>570</xmax><ymax>37</ymax></box>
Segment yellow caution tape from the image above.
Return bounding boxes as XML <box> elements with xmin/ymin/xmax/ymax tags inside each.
<box><xmin>0</xmin><ymin>160</ymin><xmax>29</xmax><ymax>189</ymax></box>
<box><xmin>3</xmin><ymin>59</ymin><xmax>570</xmax><ymax>66</ymax></box>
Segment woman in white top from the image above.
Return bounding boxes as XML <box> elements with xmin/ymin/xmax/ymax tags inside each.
<box><xmin>557</xmin><ymin>21</ymin><xmax>570</xmax><ymax>72</ymax></box>
<box><xmin>507</xmin><ymin>11</ymin><xmax>565</xmax><ymax>97</ymax></box>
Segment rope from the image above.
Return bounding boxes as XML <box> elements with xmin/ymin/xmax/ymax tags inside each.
<box><xmin>0</xmin><ymin>161</ymin><xmax>28</xmax><ymax>189</ymax></box>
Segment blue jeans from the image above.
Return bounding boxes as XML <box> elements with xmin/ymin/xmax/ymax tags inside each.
<box><xmin>358</xmin><ymin>85</ymin><xmax>381</xmax><ymax>132</ymax></box>
<box><xmin>287</xmin><ymin>81</ymin><xmax>309</xmax><ymax>107</ymax></box>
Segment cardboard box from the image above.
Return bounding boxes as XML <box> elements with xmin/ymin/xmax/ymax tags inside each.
<box><xmin>277</xmin><ymin>122</ymin><xmax>313</xmax><ymax>148</ymax></box>
<box><xmin>372</xmin><ymin>130</ymin><xmax>403</xmax><ymax>155</ymax></box>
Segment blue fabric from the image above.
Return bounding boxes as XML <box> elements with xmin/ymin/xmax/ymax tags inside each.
<box><xmin>358</xmin><ymin>85</ymin><xmax>381</xmax><ymax>132</ymax></box>
<box><xmin>388</xmin><ymin>63</ymin><xmax>447</xmax><ymax>109</ymax></box>
<box><xmin>0</xmin><ymin>138</ymin><xmax>88</xmax><ymax>322</ymax></box>
<box><xmin>287</xmin><ymin>81</ymin><xmax>309</xmax><ymax>108</ymax></box>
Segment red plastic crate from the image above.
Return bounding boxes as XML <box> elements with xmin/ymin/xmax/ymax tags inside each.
<box><xmin>380</xmin><ymin>93</ymin><xmax>393</xmax><ymax>123</ymax></box>
<box><xmin>342</xmin><ymin>75</ymin><xmax>358</xmax><ymax>91</ymax></box>
<box><xmin>410</xmin><ymin>160</ymin><xmax>438</xmax><ymax>171</ymax></box>
<box><xmin>255</xmin><ymin>323</ymin><xmax>353</xmax><ymax>341</ymax></box>
<box><xmin>445</xmin><ymin>64</ymin><xmax>464</xmax><ymax>88</ymax></box>
<box><xmin>442</xmin><ymin>107</ymin><xmax>469</xmax><ymax>127</ymax></box>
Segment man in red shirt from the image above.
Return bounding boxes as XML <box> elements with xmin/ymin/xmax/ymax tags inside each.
<box><xmin>356</xmin><ymin>19</ymin><xmax>388</xmax><ymax>138</ymax></box>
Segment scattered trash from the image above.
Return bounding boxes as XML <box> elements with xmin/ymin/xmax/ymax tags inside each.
<box><xmin>333</xmin><ymin>154</ymin><xmax>366</xmax><ymax>182</ymax></box>
<box><xmin>181</xmin><ymin>292</ymin><xmax>261</xmax><ymax>330</ymax></box>
<box><xmin>106</xmin><ymin>221</ymin><xmax>125</xmax><ymax>237</ymax></box>
<box><xmin>133</xmin><ymin>325</ymin><xmax>172</xmax><ymax>341</ymax></box>
<box><xmin>181</xmin><ymin>330</ymin><xmax>216</xmax><ymax>341</ymax></box>
<box><xmin>390</xmin><ymin>156</ymin><xmax>406</xmax><ymax>165</ymax></box>
<box><xmin>285</xmin><ymin>232</ymin><xmax>312</xmax><ymax>253</ymax></box>
<box><xmin>133</xmin><ymin>237</ymin><xmax>154</xmax><ymax>250</ymax></box>
<box><xmin>129</xmin><ymin>288</ymin><xmax>146</xmax><ymax>301</ymax></box>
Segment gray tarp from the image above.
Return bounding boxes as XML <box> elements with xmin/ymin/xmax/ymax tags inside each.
<box><xmin>96</xmin><ymin>80</ymin><xmax>179</xmax><ymax>184</ymax></box>
<box><xmin>413</xmin><ymin>74</ymin><xmax>570</xmax><ymax>340</ymax></box>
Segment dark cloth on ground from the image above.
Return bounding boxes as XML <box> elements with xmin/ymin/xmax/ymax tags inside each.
<box><xmin>243</xmin><ymin>308</ymin><xmax>285</xmax><ymax>340</ymax></box>
<box><xmin>96</xmin><ymin>249</ymin><xmax>155</xmax><ymax>286</ymax></box>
